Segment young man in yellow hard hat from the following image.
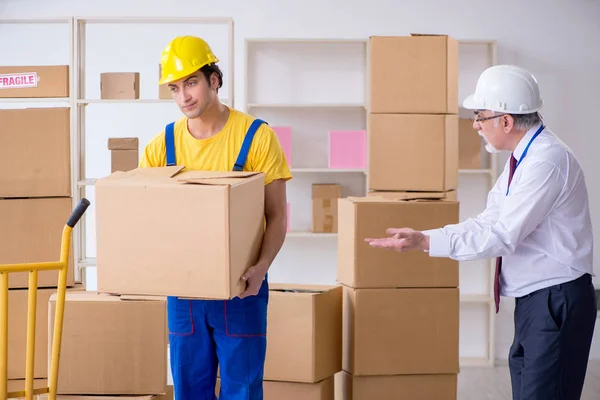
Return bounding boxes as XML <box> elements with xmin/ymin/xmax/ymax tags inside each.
<box><xmin>140</xmin><ymin>35</ymin><xmax>292</xmax><ymax>400</ymax></box>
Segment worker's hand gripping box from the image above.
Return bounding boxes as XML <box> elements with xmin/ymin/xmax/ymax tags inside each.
<box><xmin>263</xmin><ymin>284</ymin><xmax>342</xmax><ymax>383</ymax></box>
<box><xmin>95</xmin><ymin>166</ymin><xmax>265</xmax><ymax>300</ymax></box>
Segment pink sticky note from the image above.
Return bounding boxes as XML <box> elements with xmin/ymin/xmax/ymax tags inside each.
<box><xmin>273</xmin><ymin>126</ymin><xmax>292</xmax><ymax>166</ymax></box>
<box><xmin>329</xmin><ymin>130</ymin><xmax>366</xmax><ymax>169</ymax></box>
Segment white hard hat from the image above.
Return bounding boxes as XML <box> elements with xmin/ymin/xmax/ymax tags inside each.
<box><xmin>462</xmin><ymin>65</ymin><xmax>543</xmax><ymax>114</ymax></box>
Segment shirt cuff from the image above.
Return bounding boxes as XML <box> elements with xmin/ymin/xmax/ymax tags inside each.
<box><xmin>422</xmin><ymin>229</ymin><xmax>451</xmax><ymax>258</ymax></box>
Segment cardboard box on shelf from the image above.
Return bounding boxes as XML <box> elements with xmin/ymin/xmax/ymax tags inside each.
<box><xmin>337</xmin><ymin>195</ymin><xmax>458</xmax><ymax>289</ymax></box>
<box><xmin>368</xmin><ymin>113</ymin><xmax>458</xmax><ymax>192</ymax></box>
<box><xmin>272</xmin><ymin>126</ymin><xmax>293</xmax><ymax>166</ymax></box>
<box><xmin>369</xmin><ymin>34</ymin><xmax>458</xmax><ymax>114</ymax></box>
<box><xmin>158</xmin><ymin>64</ymin><xmax>171</xmax><ymax>100</ymax></box>
<box><xmin>341</xmin><ymin>371</ymin><xmax>457</xmax><ymax>400</ymax></box>
<box><xmin>0</xmin><ymin>197</ymin><xmax>75</xmax><ymax>289</ymax></box>
<box><xmin>312</xmin><ymin>184</ymin><xmax>341</xmax><ymax>233</ymax></box>
<box><xmin>264</xmin><ymin>284</ymin><xmax>342</xmax><ymax>383</ymax></box>
<box><xmin>48</xmin><ymin>291</ymin><xmax>167</xmax><ymax>395</ymax></box>
<box><xmin>100</xmin><ymin>72</ymin><xmax>140</xmax><ymax>100</ymax></box>
<box><xmin>96</xmin><ymin>166</ymin><xmax>265</xmax><ymax>299</ymax></box>
<box><xmin>7</xmin><ymin>285</ymin><xmax>84</xmax><ymax>379</ymax></box>
<box><xmin>328</xmin><ymin>130</ymin><xmax>366</xmax><ymax>169</ymax></box>
<box><xmin>459</xmin><ymin>118</ymin><xmax>486</xmax><ymax>169</ymax></box>
<box><xmin>216</xmin><ymin>377</ymin><xmax>334</xmax><ymax>400</ymax></box>
<box><xmin>0</xmin><ymin>65</ymin><xmax>69</xmax><ymax>98</ymax></box>
<box><xmin>0</xmin><ymin>108</ymin><xmax>71</xmax><ymax>198</ymax></box>
<box><xmin>342</xmin><ymin>286</ymin><xmax>459</xmax><ymax>376</ymax></box>
<box><xmin>108</xmin><ymin>138</ymin><xmax>139</xmax><ymax>173</ymax></box>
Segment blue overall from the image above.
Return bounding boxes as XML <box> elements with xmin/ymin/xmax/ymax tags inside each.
<box><xmin>165</xmin><ymin>119</ymin><xmax>269</xmax><ymax>400</ymax></box>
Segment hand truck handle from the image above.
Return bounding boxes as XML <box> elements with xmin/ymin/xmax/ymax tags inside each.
<box><xmin>67</xmin><ymin>198</ymin><xmax>91</xmax><ymax>228</ymax></box>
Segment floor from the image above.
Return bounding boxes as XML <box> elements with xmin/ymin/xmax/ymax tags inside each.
<box><xmin>457</xmin><ymin>361</ymin><xmax>600</xmax><ymax>399</ymax></box>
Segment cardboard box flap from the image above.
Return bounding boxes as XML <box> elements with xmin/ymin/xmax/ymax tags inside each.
<box><xmin>96</xmin><ymin>166</ymin><xmax>184</xmax><ymax>186</ymax></box>
<box><xmin>108</xmin><ymin>137</ymin><xmax>139</xmax><ymax>150</ymax></box>
<box><xmin>410</xmin><ymin>33</ymin><xmax>449</xmax><ymax>37</ymax></box>
<box><xmin>347</xmin><ymin>195</ymin><xmax>450</xmax><ymax>203</ymax></box>
<box><xmin>367</xmin><ymin>192</ymin><xmax>451</xmax><ymax>201</ymax></box>
<box><xmin>176</xmin><ymin>171</ymin><xmax>263</xmax><ymax>186</ymax></box>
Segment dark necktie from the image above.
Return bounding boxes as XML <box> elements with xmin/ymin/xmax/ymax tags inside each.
<box><xmin>494</xmin><ymin>154</ymin><xmax>517</xmax><ymax>313</ymax></box>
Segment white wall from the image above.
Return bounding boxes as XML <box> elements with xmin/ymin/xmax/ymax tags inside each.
<box><xmin>2</xmin><ymin>0</ymin><xmax>599</xmax><ymax>362</ymax></box>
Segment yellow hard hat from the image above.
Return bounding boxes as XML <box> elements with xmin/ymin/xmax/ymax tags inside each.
<box><xmin>159</xmin><ymin>36</ymin><xmax>219</xmax><ymax>85</ymax></box>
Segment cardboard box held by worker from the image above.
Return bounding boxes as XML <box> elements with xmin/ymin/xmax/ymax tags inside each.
<box><xmin>264</xmin><ymin>284</ymin><xmax>342</xmax><ymax>383</ymax></box>
<box><xmin>95</xmin><ymin>166</ymin><xmax>265</xmax><ymax>300</ymax></box>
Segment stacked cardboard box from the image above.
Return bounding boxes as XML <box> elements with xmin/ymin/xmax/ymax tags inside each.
<box><xmin>335</xmin><ymin>34</ymin><xmax>461</xmax><ymax>399</ymax></box>
<box><xmin>312</xmin><ymin>184</ymin><xmax>341</xmax><ymax>233</ymax></box>
<box><xmin>108</xmin><ymin>137</ymin><xmax>139</xmax><ymax>173</ymax></box>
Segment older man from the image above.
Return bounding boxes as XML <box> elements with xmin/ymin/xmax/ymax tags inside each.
<box><xmin>365</xmin><ymin>65</ymin><xmax>597</xmax><ymax>400</ymax></box>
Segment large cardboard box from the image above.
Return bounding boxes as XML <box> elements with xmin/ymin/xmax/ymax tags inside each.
<box><xmin>108</xmin><ymin>137</ymin><xmax>139</xmax><ymax>173</ymax></box>
<box><xmin>264</xmin><ymin>284</ymin><xmax>342</xmax><ymax>383</ymax></box>
<box><xmin>369</xmin><ymin>34</ymin><xmax>458</xmax><ymax>114</ymax></box>
<box><xmin>459</xmin><ymin>118</ymin><xmax>485</xmax><ymax>169</ymax></box>
<box><xmin>8</xmin><ymin>286</ymin><xmax>84</xmax><ymax>379</ymax></box>
<box><xmin>216</xmin><ymin>377</ymin><xmax>334</xmax><ymax>400</ymax></box>
<box><xmin>0</xmin><ymin>65</ymin><xmax>69</xmax><ymax>98</ymax></box>
<box><xmin>96</xmin><ymin>166</ymin><xmax>265</xmax><ymax>299</ymax></box>
<box><xmin>368</xmin><ymin>113</ymin><xmax>458</xmax><ymax>191</ymax></box>
<box><xmin>0</xmin><ymin>108</ymin><xmax>71</xmax><ymax>198</ymax></box>
<box><xmin>100</xmin><ymin>72</ymin><xmax>140</xmax><ymax>99</ymax></box>
<box><xmin>0</xmin><ymin>198</ymin><xmax>75</xmax><ymax>289</ymax></box>
<box><xmin>367</xmin><ymin>190</ymin><xmax>457</xmax><ymax>201</ymax></box>
<box><xmin>49</xmin><ymin>292</ymin><xmax>167</xmax><ymax>395</ymax></box>
<box><xmin>341</xmin><ymin>372</ymin><xmax>457</xmax><ymax>400</ymax></box>
<box><xmin>337</xmin><ymin>196</ymin><xmax>458</xmax><ymax>289</ymax></box>
<box><xmin>312</xmin><ymin>184</ymin><xmax>341</xmax><ymax>233</ymax></box>
<box><xmin>343</xmin><ymin>287</ymin><xmax>459</xmax><ymax>376</ymax></box>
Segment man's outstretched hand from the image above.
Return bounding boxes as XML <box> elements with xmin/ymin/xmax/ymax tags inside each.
<box><xmin>364</xmin><ymin>228</ymin><xmax>430</xmax><ymax>252</ymax></box>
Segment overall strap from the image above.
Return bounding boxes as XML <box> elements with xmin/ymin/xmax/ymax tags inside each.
<box><xmin>164</xmin><ymin>122</ymin><xmax>176</xmax><ymax>166</ymax></box>
<box><xmin>233</xmin><ymin>118</ymin><xmax>267</xmax><ymax>171</ymax></box>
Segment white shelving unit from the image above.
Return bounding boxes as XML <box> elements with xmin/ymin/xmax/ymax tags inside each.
<box><xmin>71</xmin><ymin>17</ymin><xmax>235</xmax><ymax>287</ymax></box>
<box><xmin>245</xmin><ymin>37</ymin><xmax>499</xmax><ymax>367</ymax></box>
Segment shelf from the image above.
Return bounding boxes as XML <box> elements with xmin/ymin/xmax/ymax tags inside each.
<box><xmin>77</xmin><ymin>99</ymin><xmax>174</xmax><ymax>104</ymax></box>
<box><xmin>460</xmin><ymin>357</ymin><xmax>494</xmax><ymax>367</ymax></box>
<box><xmin>75</xmin><ymin>17</ymin><xmax>233</xmax><ymax>25</ymax></box>
<box><xmin>247</xmin><ymin>38</ymin><xmax>367</xmax><ymax>44</ymax></box>
<box><xmin>248</xmin><ymin>103</ymin><xmax>365</xmax><ymax>109</ymax></box>
<box><xmin>291</xmin><ymin>168</ymin><xmax>367</xmax><ymax>173</ymax></box>
<box><xmin>460</xmin><ymin>294</ymin><xmax>491</xmax><ymax>303</ymax></box>
<box><xmin>286</xmin><ymin>232</ymin><xmax>337</xmax><ymax>238</ymax></box>
<box><xmin>78</xmin><ymin>179</ymin><xmax>97</xmax><ymax>187</ymax></box>
<box><xmin>459</xmin><ymin>169</ymin><xmax>493</xmax><ymax>175</ymax></box>
<box><xmin>78</xmin><ymin>258</ymin><xmax>97</xmax><ymax>268</ymax></box>
<box><xmin>0</xmin><ymin>97</ymin><xmax>71</xmax><ymax>103</ymax></box>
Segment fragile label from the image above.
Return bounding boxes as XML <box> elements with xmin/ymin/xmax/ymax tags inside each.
<box><xmin>0</xmin><ymin>72</ymin><xmax>38</xmax><ymax>89</ymax></box>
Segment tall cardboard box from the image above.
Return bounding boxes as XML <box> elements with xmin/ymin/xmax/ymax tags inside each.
<box><xmin>312</xmin><ymin>184</ymin><xmax>341</xmax><ymax>233</ymax></box>
<box><xmin>0</xmin><ymin>108</ymin><xmax>71</xmax><ymax>198</ymax></box>
<box><xmin>95</xmin><ymin>166</ymin><xmax>265</xmax><ymax>299</ymax></box>
<box><xmin>0</xmin><ymin>198</ymin><xmax>75</xmax><ymax>288</ymax></box>
<box><xmin>264</xmin><ymin>284</ymin><xmax>342</xmax><ymax>383</ymax></box>
<box><xmin>48</xmin><ymin>292</ymin><xmax>167</xmax><ymax>395</ymax></box>
<box><xmin>368</xmin><ymin>113</ymin><xmax>458</xmax><ymax>192</ymax></box>
<box><xmin>108</xmin><ymin>138</ymin><xmax>139</xmax><ymax>172</ymax></box>
<box><xmin>369</xmin><ymin>34</ymin><xmax>458</xmax><ymax>114</ymax></box>
<box><xmin>343</xmin><ymin>286</ymin><xmax>459</xmax><ymax>376</ymax></box>
<box><xmin>337</xmin><ymin>196</ymin><xmax>459</xmax><ymax>289</ymax></box>
<box><xmin>0</xmin><ymin>65</ymin><xmax>69</xmax><ymax>98</ymax></box>
<box><xmin>341</xmin><ymin>372</ymin><xmax>457</xmax><ymax>400</ymax></box>
<box><xmin>100</xmin><ymin>72</ymin><xmax>140</xmax><ymax>99</ymax></box>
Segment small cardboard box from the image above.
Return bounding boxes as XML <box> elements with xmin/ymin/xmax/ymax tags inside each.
<box><xmin>343</xmin><ymin>286</ymin><xmax>459</xmax><ymax>376</ymax></box>
<box><xmin>0</xmin><ymin>197</ymin><xmax>75</xmax><ymax>289</ymax></box>
<box><xmin>108</xmin><ymin>138</ymin><xmax>139</xmax><ymax>173</ymax></box>
<box><xmin>337</xmin><ymin>195</ymin><xmax>458</xmax><ymax>289</ymax></box>
<box><xmin>459</xmin><ymin>118</ymin><xmax>485</xmax><ymax>169</ymax></box>
<box><xmin>0</xmin><ymin>65</ymin><xmax>69</xmax><ymax>98</ymax></box>
<box><xmin>312</xmin><ymin>184</ymin><xmax>341</xmax><ymax>233</ymax></box>
<box><xmin>96</xmin><ymin>166</ymin><xmax>265</xmax><ymax>299</ymax></box>
<box><xmin>158</xmin><ymin>64</ymin><xmax>171</xmax><ymax>100</ymax></box>
<box><xmin>341</xmin><ymin>371</ymin><xmax>457</xmax><ymax>400</ymax></box>
<box><xmin>369</xmin><ymin>34</ymin><xmax>458</xmax><ymax>114</ymax></box>
<box><xmin>49</xmin><ymin>292</ymin><xmax>167</xmax><ymax>395</ymax></box>
<box><xmin>0</xmin><ymin>108</ymin><xmax>71</xmax><ymax>198</ymax></box>
<box><xmin>368</xmin><ymin>113</ymin><xmax>458</xmax><ymax>192</ymax></box>
<box><xmin>100</xmin><ymin>72</ymin><xmax>140</xmax><ymax>100</ymax></box>
<box><xmin>264</xmin><ymin>284</ymin><xmax>342</xmax><ymax>383</ymax></box>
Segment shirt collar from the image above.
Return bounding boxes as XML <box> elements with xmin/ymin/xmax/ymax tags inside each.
<box><xmin>513</xmin><ymin>123</ymin><xmax>543</xmax><ymax>161</ymax></box>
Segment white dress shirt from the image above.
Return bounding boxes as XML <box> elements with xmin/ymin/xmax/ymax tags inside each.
<box><xmin>424</xmin><ymin>123</ymin><xmax>594</xmax><ymax>297</ymax></box>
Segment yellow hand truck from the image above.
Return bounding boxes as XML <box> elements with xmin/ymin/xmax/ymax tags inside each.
<box><xmin>0</xmin><ymin>198</ymin><xmax>91</xmax><ymax>400</ymax></box>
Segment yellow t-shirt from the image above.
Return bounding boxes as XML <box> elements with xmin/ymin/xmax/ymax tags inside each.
<box><xmin>139</xmin><ymin>107</ymin><xmax>292</xmax><ymax>186</ymax></box>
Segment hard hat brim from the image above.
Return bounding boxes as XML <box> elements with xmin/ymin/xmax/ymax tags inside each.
<box><xmin>462</xmin><ymin>94</ymin><xmax>479</xmax><ymax>110</ymax></box>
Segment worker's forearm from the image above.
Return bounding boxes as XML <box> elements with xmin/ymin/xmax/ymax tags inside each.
<box><xmin>255</xmin><ymin>215</ymin><xmax>287</xmax><ymax>272</ymax></box>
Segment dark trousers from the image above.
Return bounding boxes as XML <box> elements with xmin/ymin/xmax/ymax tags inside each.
<box><xmin>509</xmin><ymin>273</ymin><xmax>597</xmax><ymax>400</ymax></box>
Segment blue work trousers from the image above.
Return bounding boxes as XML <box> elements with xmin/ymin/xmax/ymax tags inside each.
<box><xmin>168</xmin><ymin>279</ymin><xmax>269</xmax><ymax>400</ymax></box>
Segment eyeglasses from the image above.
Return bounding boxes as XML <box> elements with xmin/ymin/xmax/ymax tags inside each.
<box><xmin>474</xmin><ymin>112</ymin><xmax>506</xmax><ymax>123</ymax></box>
